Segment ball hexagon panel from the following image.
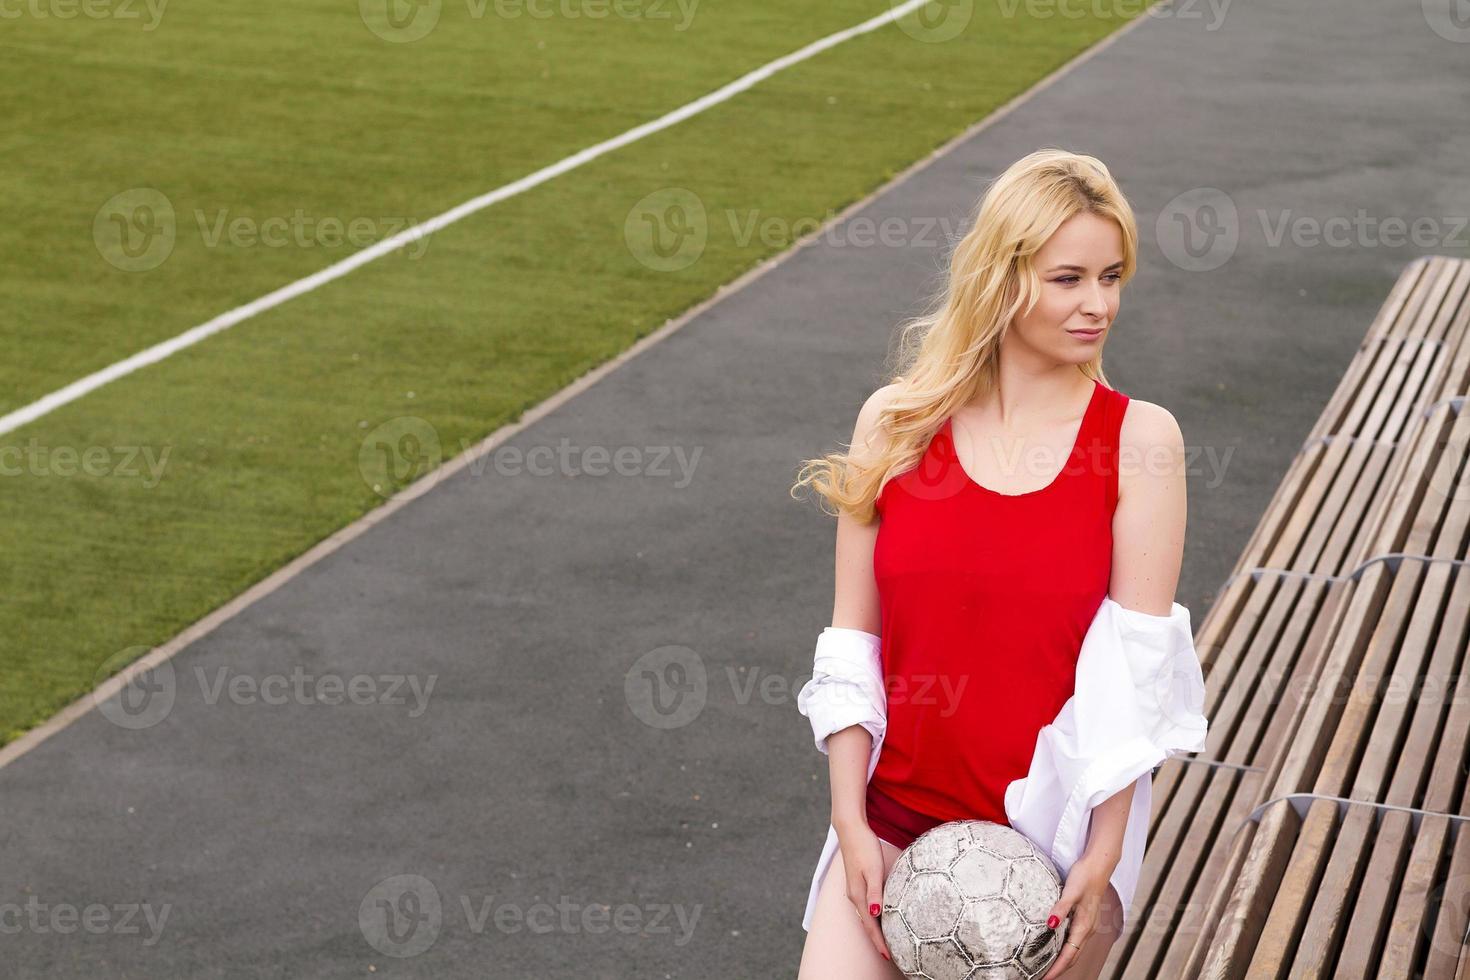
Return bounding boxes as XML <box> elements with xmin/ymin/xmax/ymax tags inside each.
<box><xmin>900</xmin><ymin>871</ymin><xmax>965</xmax><ymax>940</ymax></box>
<box><xmin>917</xmin><ymin>937</ymin><xmax>974</xmax><ymax>978</ymax></box>
<box><xmin>952</xmin><ymin>847</ymin><xmax>1009</xmax><ymax>901</ymax></box>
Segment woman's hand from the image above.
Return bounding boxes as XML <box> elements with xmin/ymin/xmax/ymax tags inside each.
<box><xmin>1040</xmin><ymin>854</ymin><xmax>1114</xmax><ymax>979</ymax></box>
<box><xmin>836</xmin><ymin>821</ymin><xmax>892</xmax><ymax>964</ymax></box>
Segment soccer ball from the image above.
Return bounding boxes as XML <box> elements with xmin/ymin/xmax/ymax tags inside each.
<box><xmin>879</xmin><ymin>820</ymin><xmax>1067</xmax><ymax>980</ymax></box>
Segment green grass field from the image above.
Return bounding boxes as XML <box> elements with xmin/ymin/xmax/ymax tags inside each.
<box><xmin>0</xmin><ymin>0</ymin><xmax>1146</xmax><ymax>744</ymax></box>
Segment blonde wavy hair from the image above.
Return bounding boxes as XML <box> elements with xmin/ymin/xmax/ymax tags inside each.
<box><xmin>791</xmin><ymin>148</ymin><xmax>1139</xmax><ymax>522</ymax></box>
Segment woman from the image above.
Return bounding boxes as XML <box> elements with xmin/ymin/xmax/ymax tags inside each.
<box><xmin>789</xmin><ymin>148</ymin><xmax>1203</xmax><ymax>980</ymax></box>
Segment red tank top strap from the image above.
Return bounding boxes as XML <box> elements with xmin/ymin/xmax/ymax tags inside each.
<box><xmin>1090</xmin><ymin>381</ymin><xmax>1130</xmax><ymax>513</ymax></box>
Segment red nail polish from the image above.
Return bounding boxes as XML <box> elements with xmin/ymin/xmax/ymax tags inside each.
<box><xmin>882</xmin><ymin>951</ymin><xmax>890</xmax><ymax>960</ymax></box>
<box><xmin>1047</xmin><ymin>914</ymin><xmax>1059</xmax><ymax>929</ymax></box>
<box><xmin>870</xmin><ymin>903</ymin><xmax>881</xmax><ymax>916</ymax></box>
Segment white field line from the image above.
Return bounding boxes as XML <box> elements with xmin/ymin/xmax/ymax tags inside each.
<box><xmin>0</xmin><ymin>0</ymin><xmax>1169</xmax><ymax>771</ymax></box>
<box><xmin>0</xmin><ymin>0</ymin><xmax>930</xmax><ymax>438</ymax></box>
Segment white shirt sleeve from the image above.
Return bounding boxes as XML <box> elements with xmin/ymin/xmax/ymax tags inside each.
<box><xmin>794</xmin><ymin>626</ymin><xmax>887</xmax><ymax>931</ymax></box>
<box><xmin>795</xmin><ymin>626</ymin><xmax>888</xmax><ymax>782</ymax></box>
<box><xmin>1003</xmin><ymin>596</ymin><xmax>1209</xmax><ymax>932</ymax></box>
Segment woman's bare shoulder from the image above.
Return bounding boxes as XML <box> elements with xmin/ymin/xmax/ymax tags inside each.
<box><xmin>1117</xmin><ymin>397</ymin><xmax>1186</xmax><ymax>496</ymax></box>
<box><xmin>849</xmin><ymin>383</ymin><xmax>905</xmax><ymax>465</ymax></box>
<box><xmin>1119</xmin><ymin>397</ymin><xmax>1184</xmax><ymax>454</ymax></box>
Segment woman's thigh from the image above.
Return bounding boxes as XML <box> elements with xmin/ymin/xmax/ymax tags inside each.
<box><xmin>796</xmin><ymin>838</ymin><xmax>906</xmax><ymax>980</ymax></box>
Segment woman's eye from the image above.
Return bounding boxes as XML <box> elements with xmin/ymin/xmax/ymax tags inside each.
<box><xmin>1056</xmin><ymin>273</ymin><xmax>1122</xmax><ymax>284</ymax></box>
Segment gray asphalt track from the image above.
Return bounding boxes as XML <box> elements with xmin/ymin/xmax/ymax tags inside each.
<box><xmin>5</xmin><ymin>0</ymin><xmax>1469</xmax><ymax>976</ymax></box>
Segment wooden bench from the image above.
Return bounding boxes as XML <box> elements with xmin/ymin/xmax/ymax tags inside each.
<box><xmin>1100</xmin><ymin>255</ymin><xmax>1470</xmax><ymax>978</ymax></box>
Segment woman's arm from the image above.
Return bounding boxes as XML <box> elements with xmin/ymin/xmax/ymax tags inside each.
<box><xmin>1042</xmin><ymin>397</ymin><xmax>1188</xmax><ymax>980</ymax></box>
<box><xmin>826</xmin><ymin>384</ymin><xmax>896</xmax><ymax>830</ymax></box>
<box><xmin>1081</xmin><ymin>398</ymin><xmax>1188</xmax><ymax>869</ymax></box>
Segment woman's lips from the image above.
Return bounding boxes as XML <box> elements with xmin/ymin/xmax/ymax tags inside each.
<box><xmin>1068</xmin><ymin>327</ymin><xmax>1105</xmax><ymax>340</ymax></box>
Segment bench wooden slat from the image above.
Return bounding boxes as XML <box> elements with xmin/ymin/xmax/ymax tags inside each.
<box><xmin>1139</xmin><ymin>257</ymin><xmax>1470</xmax><ymax>978</ymax></box>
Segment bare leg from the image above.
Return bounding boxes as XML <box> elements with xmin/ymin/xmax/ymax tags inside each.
<box><xmin>1063</xmin><ymin>882</ymin><xmax>1125</xmax><ymax>980</ymax></box>
<box><xmin>797</xmin><ymin>838</ymin><xmax>906</xmax><ymax>980</ymax></box>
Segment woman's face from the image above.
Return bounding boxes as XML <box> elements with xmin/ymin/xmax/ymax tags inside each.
<box><xmin>1009</xmin><ymin>211</ymin><xmax>1124</xmax><ymax>362</ymax></box>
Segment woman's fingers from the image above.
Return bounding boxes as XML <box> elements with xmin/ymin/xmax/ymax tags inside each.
<box><xmin>1042</xmin><ymin>903</ymin><xmax>1097</xmax><ymax>980</ymax></box>
<box><xmin>839</xmin><ymin>827</ymin><xmax>894</xmax><ymax>964</ymax></box>
<box><xmin>865</xmin><ymin>868</ymin><xmax>890</xmax><ymax>960</ymax></box>
<box><xmin>848</xmin><ymin>874</ymin><xmax>891</xmax><ymax>962</ymax></box>
<box><xmin>862</xmin><ymin>906</ymin><xmax>890</xmax><ymax>961</ymax></box>
<box><xmin>1042</xmin><ymin>934</ymin><xmax>1078</xmax><ymax>980</ymax></box>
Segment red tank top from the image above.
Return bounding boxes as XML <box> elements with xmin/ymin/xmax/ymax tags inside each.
<box><xmin>867</xmin><ymin>377</ymin><xmax>1128</xmax><ymax>830</ymax></box>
